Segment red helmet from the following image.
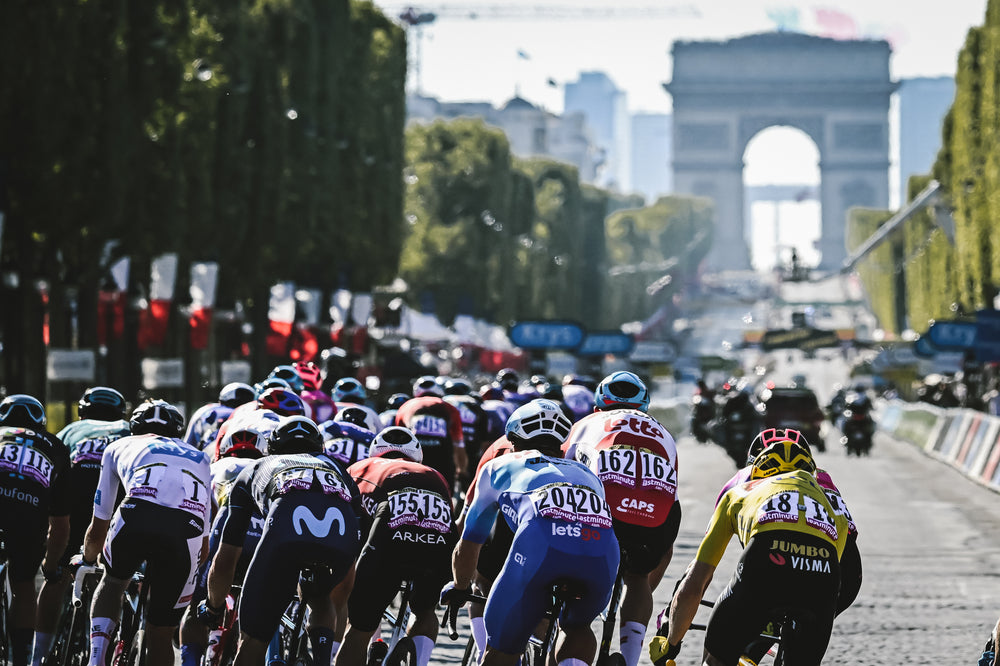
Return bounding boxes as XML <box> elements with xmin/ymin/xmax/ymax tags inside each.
<box><xmin>295</xmin><ymin>361</ymin><xmax>323</xmax><ymax>391</ymax></box>
<box><xmin>257</xmin><ymin>388</ymin><xmax>306</xmax><ymax>416</ymax></box>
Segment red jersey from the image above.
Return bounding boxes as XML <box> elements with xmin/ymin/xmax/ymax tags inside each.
<box><xmin>348</xmin><ymin>456</ymin><xmax>453</xmax><ymax>534</ymax></box>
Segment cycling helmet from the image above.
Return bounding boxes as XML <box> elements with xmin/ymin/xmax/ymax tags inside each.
<box><xmin>268</xmin><ymin>365</ymin><xmax>304</xmax><ymax>392</ymax></box>
<box><xmin>369</xmin><ymin>426</ymin><xmax>423</xmax><ymax>463</ymax></box>
<box><xmin>479</xmin><ymin>383</ymin><xmax>504</xmax><ymax>401</ymax></box>
<box><xmin>746</xmin><ymin>428</ymin><xmax>810</xmax><ymax>466</ymax></box>
<box><xmin>0</xmin><ymin>394</ymin><xmax>47</xmax><ymax>428</ymax></box>
<box><xmin>129</xmin><ymin>399</ymin><xmax>185</xmax><ymax>438</ymax></box>
<box><xmin>254</xmin><ymin>377</ymin><xmax>292</xmax><ymax>398</ymax></box>
<box><xmin>594</xmin><ymin>371</ymin><xmax>650</xmax><ymax>412</ymax></box>
<box><xmin>386</xmin><ymin>393</ymin><xmax>410</xmax><ymax>410</ymax></box>
<box><xmin>444</xmin><ymin>378</ymin><xmax>474</xmax><ymax>396</ymax></box>
<box><xmin>505</xmin><ymin>399</ymin><xmax>572</xmax><ymax>454</ymax></box>
<box><xmin>562</xmin><ymin>374</ymin><xmax>597</xmax><ymax>390</ymax></box>
<box><xmin>413</xmin><ymin>375</ymin><xmax>444</xmax><ymax>398</ymax></box>
<box><xmin>218</xmin><ymin>382</ymin><xmax>255</xmax><ymax>409</ymax></box>
<box><xmin>496</xmin><ymin>368</ymin><xmax>520</xmax><ymax>392</ymax></box>
<box><xmin>333</xmin><ymin>377</ymin><xmax>367</xmax><ymax>403</ymax></box>
<box><xmin>267</xmin><ymin>415</ymin><xmax>323</xmax><ymax>455</ymax></box>
<box><xmin>294</xmin><ymin>361</ymin><xmax>323</xmax><ymax>391</ymax></box>
<box><xmin>335</xmin><ymin>406</ymin><xmax>374</xmax><ymax>429</ymax></box>
<box><xmin>257</xmin><ymin>388</ymin><xmax>306</xmax><ymax>416</ymax></box>
<box><xmin>78</xmin><ymin>386</ymin><xmax>127</xmax><ymax>422</ymax></box>
<box><xmin>218</xmin><ymin>428</ymin><xmax>267</xmax><ymax>459</ymax></box>
<box><xmin>749</xmin><ymin>439</ymin><xmax>816</xmax><ymax>480</ymax></box>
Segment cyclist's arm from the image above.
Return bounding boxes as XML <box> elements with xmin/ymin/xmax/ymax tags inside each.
<box><xmin>206</xmin><ymin>543</ymin><xmax>241</xmax><ymax>610</ymax></box>
<box><xmin>451</xmin><ymin>538</ymin><xmax>483</xmax><ymax>590</ymax></box>
<box><xmin>666</xmin><ymin>560</ymin><xmax>716</xmax><ymax>648</ymax></box>
<box><xmin>82</xmin><ymin>517</ymin><xmax>110</xmax><ymax>565</ymax></box>
<box><xmin>41</xmin><ymin>515</ymin><xmax>70</xmax><ymax>575</ymax></box>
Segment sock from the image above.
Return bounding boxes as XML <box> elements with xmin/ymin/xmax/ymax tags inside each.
<box><xmin>308</xmin><ymin>626</ymin><xmax>337</xmax><ymax>666</ymax></box>
<box><xmin>31</xmin><ymin>631</ymin><xmax>54</xmax><ymax>666</ymax></box>
<box><xmin>181</xmin><ymin>644</ymin><xmax>206</xmax><ymax>666</ymax></box>
<box><xmin>470</xmin><ymin>615</ymin><xmax>487</xmax><ymax>661</ymax></box>
<box><xmin>619</xmin><ymin>621</ymin><xmax>646</xmax><ymax>666</ymax></box>
<box><xmin>89</xmin><ymin>617</ymin><xmax>117</xmax><ymax>666</ymax></box>
<box><xmin>412</xmin><ymin>635</ymin><xmax>434</xmax><ymax>666</ymax></box>
<box><xmin>13</xmin><ymin>627</ymin><xmax>33</xmax><ymax>666</ymax></box>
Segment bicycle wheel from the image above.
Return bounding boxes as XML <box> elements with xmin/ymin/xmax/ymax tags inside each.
<box><xmin>384</xmin><ymin>636</ymin><xmax>416</xmax><ymax>666</ymax></box>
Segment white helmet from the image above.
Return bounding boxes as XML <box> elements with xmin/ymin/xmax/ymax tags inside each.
<box><xmin>505</xmin><ymin>399</ymin><xmax>571</xmax><ymax>452</ymax></box>
<box><xmin>369</xmin><ymin>426</ymin><xmax>423</xmax><ymax>463</ymax></box>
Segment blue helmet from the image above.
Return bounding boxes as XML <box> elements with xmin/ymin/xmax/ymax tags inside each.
<box><xmin>268</xmin><ymin>365</ymin><xmax>304</xmax><ymax>393</ymax></box>
<box><xmin>332</xmin><ymin>377</ymin><xmax>367</xmax><ymax>404</ymax></box>
<box><xmin>78</xmin><ymin>387</ymin><xmax>127</xmax><ymax>421</ymax></box>
<box><xmin>0</xmin><ymin>394</ymin><xmax>47</xmax><ymax>428</ymax></box>
<box><xmin>594</xmin><ymin>371</ymin><xmax>649</xmax><ymax>412</ymax></box>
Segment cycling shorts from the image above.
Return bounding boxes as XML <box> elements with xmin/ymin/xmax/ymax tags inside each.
<box><xmin>59</xmin><ymin>468</ymin><xmax>101</xmax><ymax>566</ymax></box>
<box><xmin>613</xmin><ymin>501</ymin><xmax>681</xmax><ymax>576</ymax></box>
<box><xmin>102</xmin><ymin>498</ymin><xmax>204</xmax><ymax>626</ymax></box>
<box><xmin>705</xmin><ymin>531</ymin><xmax>840</xmax><ymax>666</ymax></box>
<box><xmin>484</xmin><ymin>518</ymin><xmax>619</xmax><ymax>654</ymax></box>
<box><xmin>347</xmin><ymin>502</ymin><xmax>455</xmax><ymax>632</ymax></box>
<box><xmin>193</xmin><ymin>505</ymin><xmax>263</xmax><ymax>602</ymax></box>
<box><xmin>0</xmin><ymin>504</ymin><xmax>46</xmax><ymax>583</ymax></box>
<box><xmin>237</xmin><ymin>492</ymin><xmax>361</xmax><ymax>642</ymax></box>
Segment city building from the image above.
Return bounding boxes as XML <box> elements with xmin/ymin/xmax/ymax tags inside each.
<box><xmin>630</xmin><ymin>113</ymin><xmax>673</xmax><ymax>203</ymax></box>
<box><xmin>563</xmin><ymin>72</ymin><xmax>631</xmax><ymax>191</ymax></box>
<box><xmin>895</xmin><ymin>76</ymin><xmax>956</xmax><ymax>206</ymax></box>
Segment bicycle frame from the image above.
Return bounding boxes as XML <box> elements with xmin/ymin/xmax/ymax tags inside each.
<box><xmin>379</xmin><ymin>580</ymin><xmax>415</xmax><ymax>663</ymax></box>
<box><xmin>113</xmin><ymin>571</ymin><xmax>148</xmax><ymax>666</ymax></box>
<box><xmin>0</xmin><ymin>530</ymin><xmax>10</xmax><ymax>666</ymax></box>
<box><xmin>597</xmin><ymin>566</ymin><xmax>626</xmax><ymax>664</ymax></box>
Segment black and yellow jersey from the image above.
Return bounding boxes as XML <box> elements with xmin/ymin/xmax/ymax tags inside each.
<box><xmin>696</xmin><ymin>470</ymin><xmax>849</xmax><ymax>567</ymax></box>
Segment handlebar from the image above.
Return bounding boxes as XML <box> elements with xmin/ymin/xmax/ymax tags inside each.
<box><xmin>439</xmin><ymin>591</ymin><xmax>489</xmax><ymax>641</ymax></box>
<box><xmin>72</xmin><ymin>563</ymin><xmax>102</xmax><ymax>608</ymax></box>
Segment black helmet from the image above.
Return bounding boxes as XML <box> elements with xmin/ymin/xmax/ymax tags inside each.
<box><xmin>0</xmin><ymin>394</ymin><xmax>46</xmax><ymax>428</ymax></box>
<box><xmin>267</xmin><ymin>415</ymin><xmax>323</xmax><ymax>455</ymax></box>
<box><xmin>218</xmin><ymin>382</ymin><xmax>255</xmax><ymax>409</ymax></box>
<box><xmin>78</xmin><ymin>386</ymin><xmax>127</xmax><ymax>422</ymax></box>
<box><xmin>496</xmin><ymin>368</ymin><xmax>520</xmax><ymax>392</ymax></box>
<box><xmin>444</xmin><ymin>378</ymin><xmax>474</xmax><ymax>396</ymax></box>
<box><xmin>386</xmin><ymin>393</ymin><xmax>410</xmax><ymax>410</ymax></box>
<box><xmin>130</xmin><ymin>399</ymin><xmax>185</xmax><ymax>438</ymax></box>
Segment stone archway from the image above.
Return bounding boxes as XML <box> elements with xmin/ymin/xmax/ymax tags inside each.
<box><xmin>665</xmin><ymin>32</ymin><xmax>898</xmax><ymax>271</ymax></box>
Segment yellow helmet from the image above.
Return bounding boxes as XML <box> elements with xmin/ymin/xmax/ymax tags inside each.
<box><xmin>749</xmin><ymin>439</ymin><xmax>816</xmax><ymax>480</ymax></box>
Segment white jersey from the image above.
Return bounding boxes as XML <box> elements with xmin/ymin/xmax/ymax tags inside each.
<box><xmin>334</xmin><ymin>402</ymin><xmax>384</xmax><ymax>433</ymax></box>
<box><xmin>94</xmin><ymin>434</ymin><xmax>212</xmax><ymax>530</ymax></box>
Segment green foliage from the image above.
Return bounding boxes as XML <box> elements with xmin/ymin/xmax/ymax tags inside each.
<box><xmin>847</xmin><ymin>208</ymin><xmax>898</xmax><ymax>335</ymax></box>
<box><xmin>901</xmin><ymin>175</ymin><xmax>959</xmax><ymax>333</ymax></box>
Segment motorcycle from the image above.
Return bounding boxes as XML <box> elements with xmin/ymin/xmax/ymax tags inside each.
<box><xmin>839</xmin><ymin>392</ymin><xmax>875</xmax><ymax>456</ymax></box>
<box><xmin>690</xmin><ymin>391</ymin><xmax>715</xmax><ymax>444</ymax></box>
<box><xmin>712</xmin><ymin>389</ymin><xmax>760</xmax><ymax>467</ymax></box>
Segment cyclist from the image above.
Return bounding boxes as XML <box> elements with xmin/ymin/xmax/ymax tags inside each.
<box><xmin>378</xmin><ymin>393</ymin><xmax>410</xmax><ymax>430</ymax></box>
<box><xmin>716</xmin><ymin>428</ymin><xmax>863</xmax><ymax>619</ymax></box>
<box><xmin>0</xmin><ymin>395</ymin><xmax>72</xmax><ymax>666</ymax></box>
<box><xmin>336</xmin><ymin>427</ymin><xmax>455</xmax><ymax>666</ymax></box>
<box><xmin>79</xmin><ymin>399</ymin><xmax>211</xmax><ymax>666</ymax></box>
<box><xmin>201</xmin><ymin>415</ymin><xmax>364</xmax><ymax>666</ymax></box>
<box><xmin>394</xmin><ymin>377</ymin><xmax>466</xmax><ymax>493</ymax></box>
<box><xmin>441</xmin><ymin>377</ymin><xmax>490</xmax><ymax>482</ymax></box>
<box><xmin>298</xmin><ymin>361</ymin><xmax>338</xmax><ymax>423</ymax></box>
<box><xmin>562</xmin><ymin>371</ymin><xmax>681</xmax><ymax>666</ymax></box>
<box><xmin>206</xmin><ymin>386</ymin><xmax>305</xmax><ymax>462</ymax></box>
<box><xmin>478</xmin><ymin>383</ymin><xmax>515</xmax><ymax>448</ymax></box>
<box><xmin>179</xmin><ymin>425</ymin><xmax>268</xmax><ymax>666</ymax></box>
<box><xmin>183</xmin><ymin>382</ymin><xmax>255</xmax><ymax>450</ymax></box>
<box><xmin>334</xmin><ymin>404</ymin><xmax>383</xmax><ymax>436</ymax></box>
<box><xmin>32</xmin><ymin>387</ymin><xmax>130</xmax><ymax>665</ymax></box>
<box><xmin>443</xmin><ymin>399</ymin><xmax>620</xmax><ymax>666</ymax></box>
<box><xmin>649</xmin><ymin>439</ymin><xmax>848</xmax><ymax>666</ymax></box>
<box><xmin>495</xmin><ymin>368</ymin><xmax>529</xmax><ymax>407</ymax></box>
<box><xmin>321</xmin><ymin>420</ymin><xmax>375</xmax><ymax>468</ymax></box>
<box><xmin>332</xmin><ymin>377</ymin><xmax>384</xmax><ymax>433</ymax></box>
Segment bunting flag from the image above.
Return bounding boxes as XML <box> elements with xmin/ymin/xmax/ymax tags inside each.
<box><xmin>97</xmin><ymin>257</ymin><xmax>129</xmax><ymax>346</ymax></box>
<box><xmin>188</xmin><ymin>262</ymin><xmax>219</xmax><ymax>351</ymax></box>
<box><xmin>266</xmin><ymin>282</ymin><xmax>296</xmax><ymax>357</ymax></box>
<box><xmin>814</xmin><ymin>8</ymin><xmax>857</xmax><ymax>40</ymax></box>
<box><xmin>137</xmin><ymin>253</ymin><xmax>177</xmax><ymax>351</ymax></box>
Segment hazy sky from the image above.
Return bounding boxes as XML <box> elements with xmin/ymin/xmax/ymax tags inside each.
<box><xmin>376</xmin><ymin>0</ymin><xmax>988</xmax><ymax>113</ymax></box>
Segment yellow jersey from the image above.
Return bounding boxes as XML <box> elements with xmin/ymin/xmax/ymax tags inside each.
<box><xmin>695</xmin><ymin>470</ymin><xmax>849</xmax><ymax>567</ymax></box>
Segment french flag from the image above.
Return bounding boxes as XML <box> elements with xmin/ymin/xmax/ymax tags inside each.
<box><xmin>138</xmin><ymin>254</ymin><xmax>177</xmax><ymax>351</ymax></box>
<box><xmin>188</xmin><ymin>262</ymin><xmax>218</xmax><ymax>351</ymax></box>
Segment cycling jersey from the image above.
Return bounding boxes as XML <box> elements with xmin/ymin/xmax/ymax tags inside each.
<box><xmin>346</xmin><ymin>456</ymin><xmax>455</xmax><ymax>632</ymax></box>
<box><xmin>56</xmin><ymin>418</ymin><xmax>131</xmax><ymax>564</ymax></box>
<box><xmin>0</xmin><ymin>426</ymin><xmax>72</xmax><ymax>581</ymax></box>
<box><xmin>320</xmin><ymin>420</ymin><xmax>374</xmax><ymax>467</ymax></box>
<box><xmin>443</xmin><ymin>394</ymin><xmax>489</xmax><ymax>457</ymax></box>
<box><xmin>210</xmin><ymin>456</ymin><xmax>256</xmax><ymax>511</ymax></box>
<box><xmin>560</xmin><ymin>384</ymin><xmax>595</xmax><ymax>421</ymax></box>
<box><xmin>183</xmin><ymin>403</ymin><xmax>234</xmax><ymax>450</ymax></box>
<box><xmin>698</xmin><ymin>470</ymin><xmax>849</xmax><ymax>567</ymax></box>
<box><xmin>462</xmin><ymin>450</ymin><xmax>619</xmax><ymax>654</ymax></box>
<box><xmin>221</xmin><ymin>453</ymin><xmax>364</xmax><ymax>642</ymax></box>
<box><xmin>479</xmin><ymin>399</ymin><xmax>515</xmax><ymax>446</ymax></box>
<box><xmin>563</xmin><ymin>409</ymin><xmax>679</xmax><ymax>528</ymax></box>
<box><xmin>395</xmin><ymin>396</ymin><xmax>464</xmax><ymax>486</ymax></box>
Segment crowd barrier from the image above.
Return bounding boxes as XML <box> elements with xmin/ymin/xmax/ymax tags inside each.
<box><xmin>879</xmin><ymin>400</ymin><xmax>1000</xmax><ymax>492</ymax></box>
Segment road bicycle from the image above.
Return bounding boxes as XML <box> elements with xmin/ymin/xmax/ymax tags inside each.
<box><xmin>268</xmin><ymin>566</ymin><xmax>325</xmax><ymax>666</ymax></box>
<box><xmin>204</xmin><ymin>584</ymin><xmax>242</xmax><ymax>666</ymax></box>
<box><xmin>595</xmin><ymin>563</ymin><xmax>626</xmax><ymax>666</ymax></box>
<box><xmin>44</xmin><ymin>561</ymin><xmax>102</xmax><ymax>666</ymax></box>
<box><xmin>366</xmin><ymin>579</ymin><xmax>418</xmax><ymax>666</ymax></box>
<box><xmin>0</xmin><ymin>529</ymin><xmax>11</xmax><ymax>666</ymax></box>
<box><xmin>110</xmin><ymin>570</ymin><xmax>149</xmax><ymax>666</ymax></box>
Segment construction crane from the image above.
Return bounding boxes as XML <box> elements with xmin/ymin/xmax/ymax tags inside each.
<box><xmin>382</xmin><ymin>3</ymin><xmax>702</xmax><ymax>93</ymax></box>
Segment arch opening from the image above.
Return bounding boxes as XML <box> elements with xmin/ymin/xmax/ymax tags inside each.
<box><xmin>743</xmin><ymin>126</ymin><xmax>821</xmax><ymax>273</ymax></box>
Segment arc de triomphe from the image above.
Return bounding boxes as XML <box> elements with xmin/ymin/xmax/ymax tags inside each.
<box><xmin>665</xmin><ymin>32</ymin><xmax>898</xmax><ymax>271</ymax></box>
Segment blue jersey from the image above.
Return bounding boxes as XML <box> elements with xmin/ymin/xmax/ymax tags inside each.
<box><xmin>463</xmin><ymin>449</ymin><xmax>612</xmax><ymax>544</ymax></box>
<box><xmin>58</xmin><ymin>419</ymin><xmax>131</xmax><ymax>471</ymax></box>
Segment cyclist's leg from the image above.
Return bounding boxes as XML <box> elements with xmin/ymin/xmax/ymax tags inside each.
<box><xmin>3</xmin><ymin>517</ymin><xmax>46</xmax><ymax>666</ymax></box>
<box><xmin>305</xmin><ymin>563</ymin><xmax>347</xmax><ymax>666</ymax></box>
<box><xmin>337</xmin><ymin>536</ymin><xmax>401</xmax><ymax>666</ymax></box>
<box><xmin>89</xmin><ymin>510</ymin><xmax>144</xmax><ymax>666</ymax></box>
<box><xmin>470</xmin><ymin>515</ymin><xmax>513</xmax><ymax>661</ymax></box>
<box><xmin>143</xmin><ymin>523</ymin><xmax>205</xmax><ymax>666</ymax></box>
